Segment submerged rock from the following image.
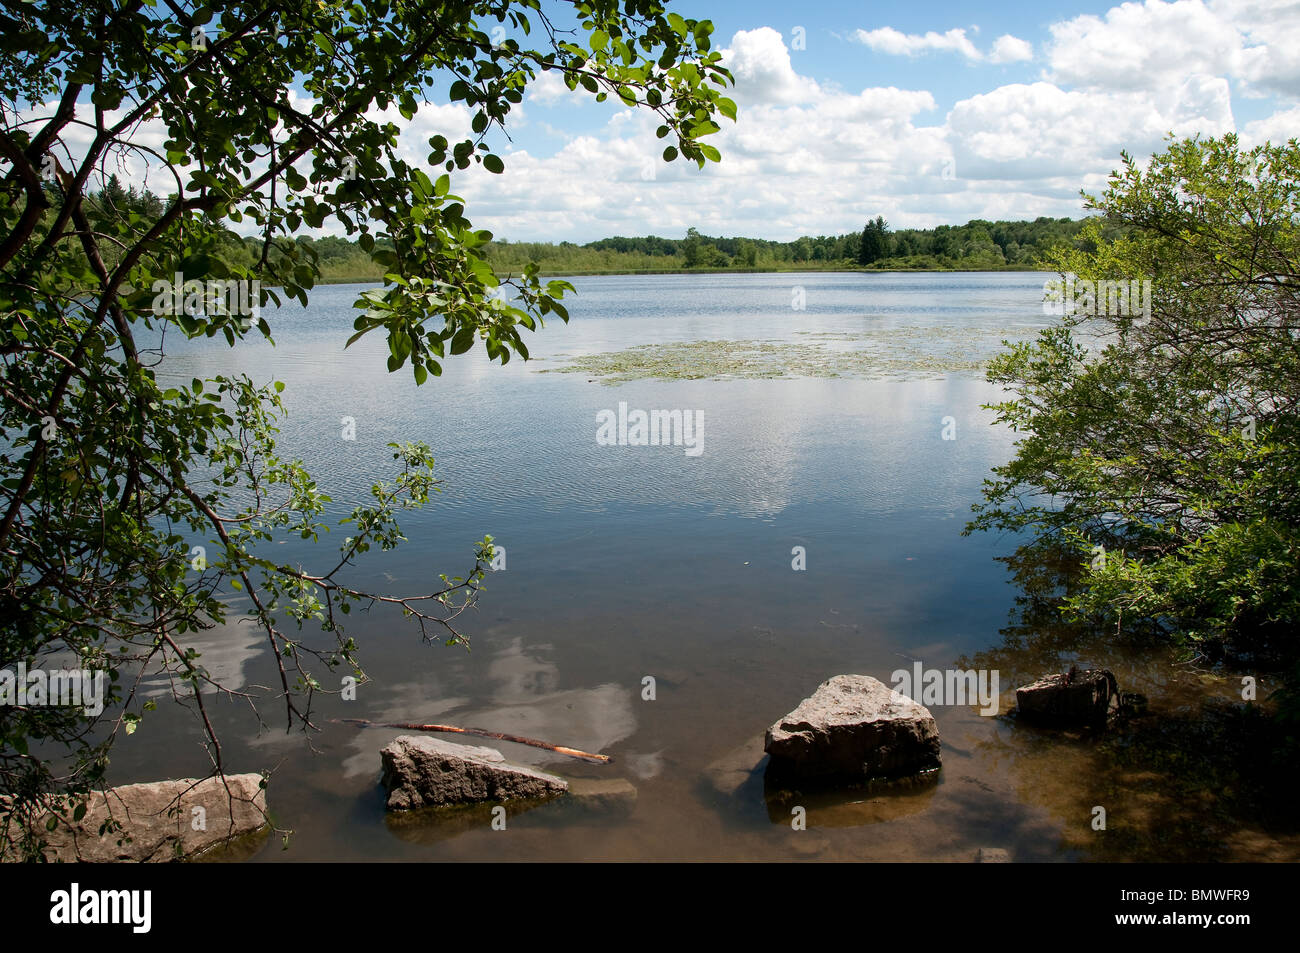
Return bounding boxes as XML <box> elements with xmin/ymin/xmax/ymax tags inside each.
<box><xmin>705</xmin><ymin>734</ymin><xmax>769</xmax><ymax>802</ymax></box>
<box><xmin>1</xmin><ymin>774</ymin><xmax>269</xmax><ymax>862</ymax></box>
<box><xmin>380</xmin><ymin>735</ymin><xmax>568</xmax><ymax>811</ymax></box>
<box><xmin>764</xmin><ymin>675</ymin><xmax>941</xmax><ymax>784</ymax></box>
<box><xmin>1015</xmin><ymin>669</ymin><xmax>1121</xmax><ymax>728</ymax></box>
<box><xmin>385</xmin><ymin>801</ymin><xmax>544</xmax><ymax>845</ymax></box>
<box><xmin>565</xmin><ymin>778</ymin><xmax>637</xmax><ymax>814</ymax></box>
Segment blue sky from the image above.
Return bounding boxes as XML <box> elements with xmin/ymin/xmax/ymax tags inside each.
<box><xmin>55</xmin><ymin>0</ymin><xmax>1300</xmax><ymax>244</ymax></box>
<box><xmin>441</xmin><ymin>0</ymin><xmax>1298</xmax><ymax>243</ymax></box>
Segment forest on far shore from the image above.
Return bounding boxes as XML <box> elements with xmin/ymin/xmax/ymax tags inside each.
<box><xmin>79</xmin><ymin>176</ymin><xmax>1103</xmax><ymax>281</ymax></box>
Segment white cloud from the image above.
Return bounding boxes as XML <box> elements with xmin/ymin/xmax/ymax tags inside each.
<box><xmin>1214</xmin><ymin>0</ymin><xmax>1300</xmax><ymax>96</ymax></box>
<box><xmin>990</xmin><ymin>35</ymin><xmax>1034</xmax><ymax>64</ymax></box>
<box><xmin>1042</xmin><ymin>0</ymin><xmax>1300</xmax><ymax>97</ymax></box>
<box><xmin>852</xmin><ymin>26</ymin><xmax>983</xmax><ymax>61</ymax></box>
<box><xmin>721</xmin><ymin>27</ymin><xmax>821</xmax><ymax>104</ymax></box>
<box><xmin>527</xmin><ymin>70</ymin><xmax>586</xmax><ymax>106</ymax></box>
<box><xmin>852</xmin><ymin>26</ymin><xmax>1034</xmax><ymax>64</ymax></box>
<box><xmin>1240</xmin><ymin>104</ymin><xmax>1300</xmax><ymax>146</ymax></box>
<box><xmin>946</xmin><ymin>78</ymin><xmax>1234</xmax><ymax>184</ymax></box>
<box><xmin>1045</xmin><ymin>0</ymin><xmax>1244</xmax><ymax>91</ymax></box>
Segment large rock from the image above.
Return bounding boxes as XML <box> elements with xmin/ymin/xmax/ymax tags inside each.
<box><xmin>1016</xmin><ymin>669</ymin><xmax>1120</xmax><ymax>727</ymax></box>
<box><xmin>380</xmin><ymin>735</ymin><xmax>568</xmax><ymax>810</ymax></box>
<box><xmin>1</xmin><ymin>774</ymin><xmax>269</xmax><ymax>862</ymax></box>
<box><xmin>764</xmin><ymin>675</ymin><xmax>941</xmax><ymax>783</ymax></box>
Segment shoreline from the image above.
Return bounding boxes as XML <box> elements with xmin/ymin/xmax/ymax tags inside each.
<box><xmin>310</xmin><ymin>263</ymin><xmax>1046</xmax><ymax>285</ymax></box>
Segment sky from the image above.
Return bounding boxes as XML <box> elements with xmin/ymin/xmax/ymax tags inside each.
<box><xmin>447</xmin><ymin>0</ymin><xmax>1300</xmax><ymax>242</ymax></box>
<box><xmin>52</xmin><ymin>0</ymin><xmax>1300</xmax><ymax>244</ymax></box>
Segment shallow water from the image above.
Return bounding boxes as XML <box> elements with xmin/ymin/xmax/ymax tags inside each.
<box><xmin>108</xmin><ymin>271</ymin><xmax>1292</xmax><ymax>862</ymax></box>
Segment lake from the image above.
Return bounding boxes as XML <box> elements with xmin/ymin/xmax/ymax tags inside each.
<box><xmin>118</xmin><ymin>271</ymin><xmax>1272</xmax><ymax>861</ymax></box>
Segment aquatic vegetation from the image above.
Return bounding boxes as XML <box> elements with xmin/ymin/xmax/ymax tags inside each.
<box><xmin>539</xmin><ymin>325</ymin><xmax>1043</xmax><ymax>384</ymax></box>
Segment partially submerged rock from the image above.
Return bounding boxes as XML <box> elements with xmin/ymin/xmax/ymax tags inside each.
<box><xmin>1016</xmin><ymin>669</ymin><xmax>1121</xmax><ymax>728</ymax></box>
<box><xmin>764</xmin><ymin>675</ymin><xmax>941</xmax><ymax>784</ymax></box>
<box><xmin>384</xmin><ymin>776</ymin><xmax>636</xmax><ymax>844</ymax></box>
<box><xmin>380</xmin><ymin>735</ymin><xmax>568</xmax><ymax>811</ymax></box>
<box><xmin>1</xmin><ymin>774</ymin><xmax>269</xmax><ymax>862</ymax></box>
<box><xmin>707</xmin><ymin>730</ymin><xmax>938</xmax><ymax>826</ymax></box>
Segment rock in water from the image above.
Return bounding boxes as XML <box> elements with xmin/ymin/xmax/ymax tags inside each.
<box><xmin>565</xmin><ymin>778</ymin><xmax>638</xmax><ymax>814</ymax></box>
<box><xmin>764</xmin><ymin>675</ymin><xmax>941</xmax><ymax>783</ymax></box>
<box><xmin>1</xmin><ymin>774</ymin><xmax>269</xmax><ymax>862</ymax></box>
<box><xmin>1015</xmin><ymin>669</ymin><xmax>1120</xmax><ymax>727</ymax></box>
<box><xmin>380</xmin><ymin>735</ymin><xmax>568</xmax><ymax>810</ymax></box>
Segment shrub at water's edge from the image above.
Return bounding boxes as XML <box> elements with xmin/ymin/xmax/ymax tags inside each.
<box><xmin>967</xmin><ymin>133</ymin><xmax>1300</xmax><ymax>719</ymax></box>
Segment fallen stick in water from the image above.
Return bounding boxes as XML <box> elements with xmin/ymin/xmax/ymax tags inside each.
<box><xmin>332</xmin><ymin>718</ymin><xmax>612</xmax><ymax>764</ymax></box>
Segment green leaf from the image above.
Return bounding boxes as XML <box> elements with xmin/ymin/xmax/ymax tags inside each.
<box><xmin>449</xmin><ymin>327</ymin><xmax>475</xmax><ymax>355</ymax></box>
<box><xmin>483</xmin><ymin>154</ymin><xmax>505</xmax><ymax>174</ymax></box>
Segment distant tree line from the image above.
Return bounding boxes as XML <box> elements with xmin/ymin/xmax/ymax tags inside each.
<box><xmin>498</xmin><ymin>215</ymin><xmax>1103</xmax><ymax>271</ymax></box>
<box><xmin>63</xmin><ymin>181</ymin><xmax>1101</xmax><ymax>278</ymax></box>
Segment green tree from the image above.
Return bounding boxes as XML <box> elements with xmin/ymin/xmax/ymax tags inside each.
<box><xmin>0</xmin><ymin>0</ymin><xmax>733</xmax><ymax>856</ymax></box>
<box><xmin>702</xmin><ymin>242</ymin><xmax>729</xmax><ymax>267</ymax></box>
<box><xmin>858</xmin><ymin>215</ymin><xmax>888</xmax><ymax>265</ymax></box>
<box><xmin>99</xmin><ymin>172</ymin><xmax>126</xmax><ymax>212</ymax></box>
<box><xmin>681</xmin><ymin>226</ymin><xmax>703</xmax><ymax>267</ymax></box>
<box><xmin>967</xmin><ymin>134</ymin><xmax>1300</xmax><ymax>704</ymax></box>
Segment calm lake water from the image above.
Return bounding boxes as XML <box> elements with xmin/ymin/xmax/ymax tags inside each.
<box><xmin>116</xmin><ymin>271</ymin><xmax>1282</xmax><ymax>862</ymax></box>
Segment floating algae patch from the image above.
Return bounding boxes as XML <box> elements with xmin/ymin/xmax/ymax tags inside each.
<box><xmin>540</xmin><ymin>325</ymin><xmax>1043</xmax><ymax>384</ymax></box>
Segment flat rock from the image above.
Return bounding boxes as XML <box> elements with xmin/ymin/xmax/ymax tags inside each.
<box><xmin>1016</xmin><ymin>669</ymin><xmax>1120</xmax><ymax>727</ymax></box>
<box><xmin>976</xmin><ymin>847</ymin><xmax>1012</xmax><ymax>863</ymax></box>
<box><xmin>764</xmin><ymin>675</ymin><xmax>941</xmax><ymax>783</ymax></box>
<box><xmin>1</xmin><ymin>774</ymin><xmax>269</xmax><ymax>862</ymax></box>
<box><xmin>380</xmin><ymin>735</ymin><xmax>568</xmax><ymax>811</ymax></box>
